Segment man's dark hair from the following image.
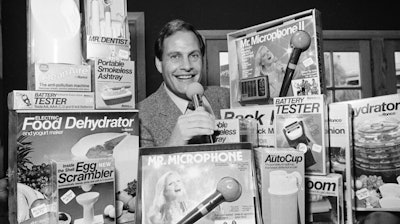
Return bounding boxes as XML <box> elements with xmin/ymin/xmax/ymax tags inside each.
<box><xmin>154</xmin><ymin>19</ymin><xmax>205</xmax><ymax>60</ymax></box>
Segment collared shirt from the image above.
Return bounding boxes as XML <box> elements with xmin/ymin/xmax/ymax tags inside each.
<box><xmin>163</xmin><ymin>83</ymin><xmax>214</xmax><ymax>115</ymax></box>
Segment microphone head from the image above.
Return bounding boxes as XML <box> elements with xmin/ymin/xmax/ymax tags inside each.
<box><xmin>290</xmin><ymin>30</ymin><xmax>311</xmax><ymax>51</ymax></box>
<box><xmin>186</xmin><ymin>82</ymin><xmax>204</xmax><ymax>99</ymax></box>
<box><xmin>216</xmin><ymin>177</ymin><xmax>242</xmax><ymax>202</ymax></box>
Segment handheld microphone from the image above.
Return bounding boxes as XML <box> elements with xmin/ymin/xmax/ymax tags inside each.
<box><xmin>279</xmin><ymin>30</ymin><xmax>312</xmax><ymax>97</ymax></box>
<box><xmin>186</xmin><ymin>82</ymin><xmax>214</xmax><ymax>144</ymax></box>
<box><xmin>177</xmin><ymin>177</ymin><xmax>242</xmax><ymax>224</ymax></box>
<box><xmin>186</xmin><ymin>82</ymin><xmax>205</xmax><ymax>108</ymax></box>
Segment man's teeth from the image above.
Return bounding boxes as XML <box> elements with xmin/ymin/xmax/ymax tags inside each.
<box><xmin>177</xmin><ymin>75</ymin><xmax>192</xmax><ymax>79</ymax></box>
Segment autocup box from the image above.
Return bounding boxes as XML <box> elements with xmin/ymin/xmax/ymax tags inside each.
<box><xmin>274</xmin><ymin>94</ymin><xmax>329</xmax><ymax>175</ymax></box>
<box><xmin>52</xmin><ymin>157</ymin><xmax>116</xmax><ymax>224</ymax></box>
<box><xmin>227</xmin><ymin>9</ymin><xmax>325</xmax><ymax>107</ymax></box>
<box><xmin>305</xmin><ymin>173</ymin><xmax>344</xmax><ymax>224</ymax></box>
<box><xmin>328</xmin><ymin>103</ymin><xmax>355</xmax><ymax>223</ymax></box>
<box><xmin>8</xmin><ymin>90</ymin><xmax>95</xmax><ymax>110</ymax></box>
<box><xmin>220</xmin><ymin>105</ymin><xmax>275</xmax><ymax>148</ymax></box>
<box><xmin>137</xmin><ymin>143</ymin><xmax>263</xmax><ymax>224</ymax></box>
<box><xmin>341</xmin><ymin>93</ymin><xmax>400</xmax><ymax>211</ymax></box>
<box><xmin>82</xmin><ymin>0</ymin><xmax>131</xmax><ymax>60</ymax></box>
<box><xmin>8</xmin><ymin>110</ymin><xmax>139</xmax><ymax>224</ymax></box>
<box><xmin>92</xmin><ymin>59</ymin><xmax>135</xmax><ymax>109</ymax></box>
<box><xmin>254</xmin><ymin>148</ymin><xmax>305</xmax><ymax>224</ymax></box>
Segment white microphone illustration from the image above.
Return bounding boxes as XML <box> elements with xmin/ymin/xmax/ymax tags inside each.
<box><xmin>177</xmin><ymin>177</ymin><xmax>242</xmax><ymax>224</ymax></box>
<box><xmin>279</xmin><ymin>30</ymin><xmax>312</xmax><ymax>97</ymax></box>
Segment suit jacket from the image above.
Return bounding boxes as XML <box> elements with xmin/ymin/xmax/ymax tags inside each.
<box><xmin>138</xmin><ymin>84</ymin><xmax>230</xmax><ymax>147</ymax></box>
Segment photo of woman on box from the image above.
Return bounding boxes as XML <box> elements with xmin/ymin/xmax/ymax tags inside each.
<box><xmin>147</xmin><ymin>171</ymin><xmax>194</xmax><ymax>224</ymax></box>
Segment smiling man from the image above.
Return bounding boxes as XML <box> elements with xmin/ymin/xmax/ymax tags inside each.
<box><xmin>138</xmin><ymin>19</ymin><xmax>230</xmax><ymax>147</ymax></box>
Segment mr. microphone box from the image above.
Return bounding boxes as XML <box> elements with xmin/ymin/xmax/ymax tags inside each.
<box><xmin>136</xmin><ymin>143</ymin><xmax>263</xmax><ymax>224</ymax></box>
<box><xmin>227</xmin><ymin>9</ymin><xmax>325</xmax><ymax>108</ymax></box>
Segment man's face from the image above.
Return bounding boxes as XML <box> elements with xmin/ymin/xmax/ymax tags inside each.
<box><xmin>156</xmin><ymin>31</ymin><xmax>203</xmax><ymax>100</ymax></box>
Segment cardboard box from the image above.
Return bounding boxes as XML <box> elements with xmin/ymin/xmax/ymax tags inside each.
<box><xmin>339</xmin><ymin>93</ymin><xmax>400</xmax><ymax>211</ymax></box>
<box><xmin>8</xmin><ymin>90</ymin><xmax>94</xmax><ymax>110</ymax></box>
<box><xmin>220</xmin><ymin>105</ymin><xmax>275</xmax><ymax>148</ymax></box>
<box><xmin>92</xmin><ymin>59</ymin><xmax>135</xmax><ymax>109</ymax></box>
<box><xmin>82</xmin><ymin>0</ymin><xmax>131</xmax><ymax>60</ymax></box>
<box><xmin>137</xmin><ymin>143</ymin><xmax>263</xmax><ymax>224</ymax></box>
<box><xmin>227</xmin><ymin>9</ymin><xmax>325</xmax><ymax>107</ymax></box>
<box><xmin>328</xmin><ymin>102</ymin><xmax>356</xmax><ymax>223</ymax></box>
<box><xmin>8</xmin><ymin>110</ymin><xmax>139</xmax><ymax>224</ymax></box>
<box><xmin>305</xmin><ymin>173</ymin><xmax>344</xmax><ymax>224</ymax></box>
<box><xmin>254</xmin><ymin>147</ymin><xmax>305</xmax><ymax>224</ymax></box>
<box><xmin>214</xmin><ymin>118</ymin><xmax>258</xmax><ymax>146</ymax></box>
<box><xmin>28</xmin><ymin>63</ymin><xmax>91</xmax><ymax>92</ymax></box>
<box><xmin>274</xmin><ymin>94</ymin><xmax>329</xmax><ymax>175</ymax></box>
<box><xmin>52</xmin><ymin>157</ymin><xmax>116</xmax><ymax>224</ymax></box>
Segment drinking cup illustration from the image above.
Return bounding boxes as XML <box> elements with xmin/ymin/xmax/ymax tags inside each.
<box><xmin>268</xmin><ymin>170</ymin><xmax>302</xmax><ymax>224</ymax></box>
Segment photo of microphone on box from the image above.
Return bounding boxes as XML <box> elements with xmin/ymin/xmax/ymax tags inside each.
<box><xmin>177</xmin><ymin>177</ymin><xmax>242</xmax><ymax>224</ymax></box>
<box><xmin>279</xmin><ymin>30</ymin><xmax>311</xmax><ymax>97</ymax></box>
<box><xmin>186</xmin><ymin>82</ymin><xmax>214</xmax><ymax>144</ymax></box>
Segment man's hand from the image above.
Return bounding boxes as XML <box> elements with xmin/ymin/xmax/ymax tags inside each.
<box><xmin>166</xmin><ymin>107</ymin><xmax>215</xmax><ymax>146</ymax></box>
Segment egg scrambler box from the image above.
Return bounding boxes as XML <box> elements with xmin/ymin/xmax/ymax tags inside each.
<box><xmin>28</xmin><ymin>63</ymin><xmax>91</xmax><ymax>92</ymax></box>
<box><xmin>51</xmin><ymin>157</ymin><xmax>116</xmax><ymax>224</ymax></box>
<box><xmin>305</xmin><ymin>173</ymin><xmax>344</xmax><ymax>224</ymax></box>
<box><xmin>328</xmin><ymin>102</ymin><xmax>355</xmax><ymax>223</ymax></box>
<box><xmin>92</xmin><ymin>59</ymin><xmax>135</xmax><ymax>109</ymax></box>
<box><xmin>274</xmin><ymin>94</ymin><xmax>329</xmax><ymax>175</ymax></box>
<box><xmin>220</xmin><ymin>105</ymin><xmax>275</xmax><ymax>147</ymax></box>
<box><xmin>254</xmin><ymin>147</ymin><xmax>305</xmax><ymax>224</ymax></box>
<box><xmin>8</xmin><ymin>110</ymin><xmax>139</xmax><ymax>224</ymax></box>
<box><xmin>8</xmin><ymin>90</ymin><xmax>94</xmax><ymax>110</ymax></box>
<box><xmin>82</xmin><ymin>0</ymin><xmax>130</xmax><ymax>60</ymax></box>
<box><xmin>338</xmin><ymin>93</ymin><xmax>400</xmax><ymax>212</ymax></box>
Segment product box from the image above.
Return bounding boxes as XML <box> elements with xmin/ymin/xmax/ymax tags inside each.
<box><xmin>214</xmin><ymin>119</ymin><xmax>241</xmax><ymax>144</ymax></box>
<box><xmin>214</xmin><ymin>118</ymin><xmax>258</xmax><ymax>146</ymax></box>
<box><xmin>136</xmin><ymin>143</ymin><xmax>263</xmax><ymax>224</ymax></box>
<box><xmin>220</xmin><ymin>105</ymin><xmax>275</xmax><ymax>148</ymax></box>
<box><xmin>274</xmin><ymin>94</ymin><xmax>329</xmax><ymax>175</ymax></box>
<box><xmin>82</xmin><ymin>0</ymin><xmax>131</xmax><ymax>60</ymax></box>
<box><xmin>254</xmin><ymin>147</ymin><xmax>305</xmax><ymax>224</ymax></box>
<box><xmin>227</xmin><ymin>9</ymin><xmax>325</xmax><ymax>108</ymax></box>
<box><xmin>8</xmin><ymin>110</ymin><xmax>139</xmax><ymax>224</ymax></box>
<box><xmin>305</xmin><ymin>173</ymin><xmax>344</xmax><ymax>224</ymax></box>
<box><xmin>52</xmin><ymin>157</ymin><xmax>116</xmax><ymax>224</ymax></box>
<box><xmin>28</xmin><ymin>63</ymin><xmax>92</xmax><ymax>92</ymax></box>
<box><xmin>339</xmin><ymin>93</ymin><xmax>400</xmax><ymax>211</ymax></box>
<box><xmin>328</xmin><ymin>102</ymin><xmax>356</xmax><ymax>223</ymax></box>
<box><xmin>27</xmin><ymin>0</ymin><xmax>82</xmax><ymax>66</ymax></box>
<box><xmin>92</xmin><ymin>59</ymin><xmax>135</xmax><ymax>109</ymax></box>
<box><xmin>8</xmin><ymin>90</ymin><xmax>95</xmax><ymax>110</ymax></box>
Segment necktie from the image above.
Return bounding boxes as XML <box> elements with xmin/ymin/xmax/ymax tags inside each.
<box><xmin>186</xmin><ymin>101</ymin><xmax>196</xmax><ymax>111</ymax></box>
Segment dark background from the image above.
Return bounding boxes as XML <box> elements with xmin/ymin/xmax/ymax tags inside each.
<box><xmin>1</xmin><ymin>1</ymin><xmax>400</xmax><ymax>222</ymax></box>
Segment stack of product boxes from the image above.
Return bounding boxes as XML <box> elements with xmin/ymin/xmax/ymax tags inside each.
<box><xmin>222</xmin><ymin>8</ymin><xmax>357</xmax><ymax>224</ymax></box>
<box><xmin>8</xmin><ymin>1</ymin><xmax>139</xmax><ymax>224</ymax></box>
<box><xmin>335</xmin><ymin>93</ymin><xmax>400</xmax><ymax>220</ymax></box>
